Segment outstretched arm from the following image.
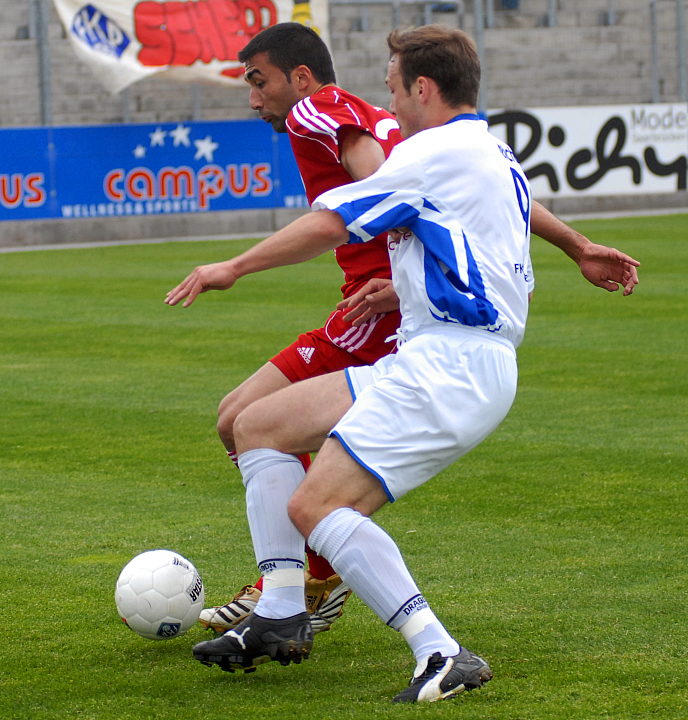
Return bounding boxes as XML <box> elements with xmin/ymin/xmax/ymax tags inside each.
<box><xmin>531</xmin><ymin>201</ymin><xmax>640</xmax><ymax>295</ymax></box>
<box><xmin>166</xmin><ymin>128</ymin><xmax>386</xmax><ymax>310</ymax></box>
<box><xmin>165</xmin><ymin>210</ymin><xmax>348</xmax><ymax>308</ymax></box>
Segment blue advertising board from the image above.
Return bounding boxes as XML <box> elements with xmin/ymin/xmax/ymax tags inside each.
<box><xmin>5</xmin><ymin>103</ymin><xmax>684</xmax><ymax>222</ymax></box>
<box><xmin>0</xmin><ymin>119</ymin><xmax>307</xmax><ymax>221</ymax></box>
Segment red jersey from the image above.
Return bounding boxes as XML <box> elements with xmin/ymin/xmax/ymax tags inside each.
<box><xmin>286</xmin><ymin>85</ymin><xmax>402</xmax><ymax>298</ymax></box>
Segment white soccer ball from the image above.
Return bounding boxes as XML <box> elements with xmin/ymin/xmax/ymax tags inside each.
<box><xmin>115</xmin><ymin>549</ymin><xmax>204</xmax><ymax>640</ymax></box>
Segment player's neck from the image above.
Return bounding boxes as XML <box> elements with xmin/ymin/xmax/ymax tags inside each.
<box><xmin>310</xmin><ymin>82</ymin><xmax>335</xmax><ymax>96</ymax></box>
<box><xmin>424</xmin><ymin>104</ymin><xmax>476</xmax><ymax>131</ymax></box>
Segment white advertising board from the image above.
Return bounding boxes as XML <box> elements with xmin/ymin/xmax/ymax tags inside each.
<box><xmin>489</xmin><ymin>103</ymin><xmax>688</xmax><ymax>198</ymax></box>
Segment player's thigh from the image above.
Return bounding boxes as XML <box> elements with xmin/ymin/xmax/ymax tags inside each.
<box><xmin>218</xmin><ymin>361</ymin><xmax>291</xmax><ymax>426</ymax></box>
<box><xmin>288</xmin><ymin>436</ymin><xmax>389</xmax><ymax>537</ymax></box>
<box><xmin>233</xmin><ymin>370</ymin><xmax>353</xmax><ymax>456</ymax></box>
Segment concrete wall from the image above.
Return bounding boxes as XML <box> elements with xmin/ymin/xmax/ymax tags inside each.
<box><xmin>1</xmin><ymin>0</ymin><xmax>686</xmax><ymax>247</ymax></box>
<box><xmin>4</xmin><ymin>1</ymin><xmax>683</xmax><ymax>126</ymax></box>
<box><xmin>0</xmin><ymin>208</ymin><xmax>307</xmax><ymax>249</ymax></box>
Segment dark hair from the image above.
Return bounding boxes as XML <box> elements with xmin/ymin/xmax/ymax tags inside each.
<box><xmin>238</xmin><ymin>22</ymin><xmax>336</xmax><ymax>84</ymax></box>
<box><xmin>387</xmin><ymin>25</ymin><xmax>480</xmax><ymax>107</ymax></box>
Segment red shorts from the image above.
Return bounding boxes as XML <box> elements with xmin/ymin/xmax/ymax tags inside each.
<box><xmin>270</xmin><ymin>308</ymin><xmax>400</xmax><ymax>383</ymax></box>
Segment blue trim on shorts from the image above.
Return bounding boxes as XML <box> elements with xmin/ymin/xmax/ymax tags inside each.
<box><xmin>330</xmin><ymin>430</ymin><xmax>395</xmax><ymax>503</ymax></box>
<box><xmin>343</xmin><ymin>367</ymin><xmax>357</xmax><ymax>401</ymax></box>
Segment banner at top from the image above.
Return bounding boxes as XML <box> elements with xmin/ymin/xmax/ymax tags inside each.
<box><xmin>52</xmin><ymin>0</ymin><xmax>329</xmax><ymax>93</ymax></box>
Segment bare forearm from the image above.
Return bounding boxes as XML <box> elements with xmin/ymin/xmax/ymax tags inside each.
<box><xmin>528</xmin><ymin>200</ymin><xmax>640</xmax><ymax>295</ymax></box>
<box><xmin>530</xmin><ymin>200</ymin><xmax>587</xmax><ymax>263</ymax></box>
<box><xmin>231</xmin><ymin>210</ymin><xmax>349</xmax><ymax>279</ymax></box>
<box><xmin>165</xmin><ymin>210</ymin><xmax>349</xmax><ymax>307</ymax></box>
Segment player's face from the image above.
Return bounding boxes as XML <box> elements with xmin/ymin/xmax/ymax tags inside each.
<box><xmin>386</xmin><ymin>56</ymin><xmax>422</xmax><ymax>139</ymax></box>
<box><xmin>243</xmin><ymin>52</ymin><xmax>301</xmax><ymax>133</ymax></box>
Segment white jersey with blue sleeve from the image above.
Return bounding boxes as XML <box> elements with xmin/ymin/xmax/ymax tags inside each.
<box><xmin>312</xmin><ymin>115</ymin><xmax>532</xmax><ymax>348</ymax></box>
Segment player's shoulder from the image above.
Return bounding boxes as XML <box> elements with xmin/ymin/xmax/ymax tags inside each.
<box><xmin>288</xmin><ymin>85</ymin><xmax>401</xmax><ymax>148</ymax></box>
<box><xmin>385</xmin><ymin>125</ymin><xmax>454</xmax><ymax>170</ymax></box>
<box><xmin>298</xmin><ymin>86</ymin><xmax>392</xmax><ymax>119</ymax></box>
<box><xmin>415</xmin><ymin>117</ymin><xmax>489</xmax><ymax>152</ymax></box>
<box><xmin>312</xmin><ymin>85</ymin><xmax>369</xmax><ymax>108</ymax></box>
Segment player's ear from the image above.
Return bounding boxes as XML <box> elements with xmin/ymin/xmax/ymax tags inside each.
<box><xmin>292</xmin><ymin>64</ymin><xmax>314</xmax><ymax>91</ymax></box>
<box><xmin>416</xmin><ymin>76</ymin><xmax>429</xmax><ymax>98</ymax></box>
<box><xmin>416</xmin><ymin>76</ymin><xmax>437</xmax><ymax>105</ymax></box>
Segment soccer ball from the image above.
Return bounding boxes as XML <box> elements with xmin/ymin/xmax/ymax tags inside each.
<box><xmin>115</xmin><ymin>549</ymin><xmax>204</xmax><ymax>640</ymax></box>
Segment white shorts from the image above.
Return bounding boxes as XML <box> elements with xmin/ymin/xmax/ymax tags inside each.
<box><xmin>331</xmin><ymin>325</ymin><xmax>518</xmax><ymax>502</ymax></box>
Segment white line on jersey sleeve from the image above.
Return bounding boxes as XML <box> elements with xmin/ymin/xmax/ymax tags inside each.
<box><xmin>292</xmin><ymin>97</ymin><xmax>341</xmax><ymax>138</ymax></box>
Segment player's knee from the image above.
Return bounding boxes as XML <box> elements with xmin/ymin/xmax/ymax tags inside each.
<box><xmin>288</xmin><ymin>484</ymin><xmax>331</xmax><ymax>538</ymax></box>
<box><xmin>287</xmin><ymin>491</ymin><xmax>311</xmax><ymax>537</ymax></box>
<box><xmin>217</xmin><ymin>393</ymin><xmax>241</xmax><ymax>449</ymax></box>
<box><xmin>232</xmin><ymin>404</ymin><xmax>262</xmax><ymax>453</ymax></box>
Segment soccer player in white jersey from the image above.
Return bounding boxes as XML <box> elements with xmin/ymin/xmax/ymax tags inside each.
<box><xmin>164</xmin><ymin>25</ymin><xmax>640</xmax><ymax>702</ymax></box>
<box><xmin>195</xmin><ymin>22</ymin><xmax>639</xmax><ymax>640</ymax></box>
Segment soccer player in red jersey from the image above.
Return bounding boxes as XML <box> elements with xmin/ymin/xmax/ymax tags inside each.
<box><xmin>192</xmin><ymin>22</ymin><xmax>639</xmax><ymax>636</ymax></box>
<box><xmin>200</xmin><ymin>23</ymin><xmax>403</xmax><ymax>634</ymax></box>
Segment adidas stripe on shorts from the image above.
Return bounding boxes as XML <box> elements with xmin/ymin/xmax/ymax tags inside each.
<box><xmin>270</xmin><ymin>307</ymin><xmax>400</xmax><ymax>383</ymax></box>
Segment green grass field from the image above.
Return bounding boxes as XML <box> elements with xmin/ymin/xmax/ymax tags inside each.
<box><xmin>1</xmin><ymin>213</ymin><xmax>686</xmax><ymax>719</ymax></box>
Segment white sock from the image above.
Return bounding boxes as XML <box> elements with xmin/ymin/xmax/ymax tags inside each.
<box><xmin>399</xmin><ymin>607</ymin><xmax>461</xmax><ymax>664</ymax></box>
<box><xmin>238</xmin><ymin>448</ymin><xmax>306</xmax><ymax>619</ymax></box>
<box><xmin>309</xmin><ymin>507</ymin><xmax>460</xmax><ymax>660</ymax></box>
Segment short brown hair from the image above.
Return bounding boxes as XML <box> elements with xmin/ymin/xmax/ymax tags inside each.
<box><xmin>387</xmin><ymin>25</ymin><xmax>480</xmax><ymax>107</ymax></box>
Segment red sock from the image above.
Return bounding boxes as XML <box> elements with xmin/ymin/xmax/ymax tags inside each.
<box><xmin>227</xmin><ymin>450</ymin><xmax>239</xmax><ymax>468</ymax></box>
<box><xmin>298</xmin><ymin>453</ymin><xmax>311</xmax><ymax>471</ymax></box>
<box><xmin>306</xmin><ymin>545</ymin><xmax>336</xmax><ymax>579</ymax></box>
